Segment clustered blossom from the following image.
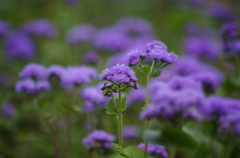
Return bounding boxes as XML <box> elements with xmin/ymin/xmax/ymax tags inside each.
<box><xmin>173</xmin><ymin>56</ymin><xmax>224</xmax><ymax>92</ymax></box>
<box><xmin>66</xmin><ymin>24</ymin><xmax>96</xmax><ymax>44</ymax></box>
<box><xmin>0</xmin><ymin>20</ymin><xmax>10</xmax><ymax>37</ymax></box>
<box><xmin>127</xmin><ymin>40</ymin><xmax>178</xmax><ymax>67</ymax></box>
<box><xmin>82</xmin><ymin>51</ymin><xmax>101</xmax><ymax>65</ymax></box>
<box><xmin>1</xmin><ymin>103</ymin><xmax>16</xmax><ymax>118</ymax></box>
<box><xmin>202</xmin><ymin>96</ymin><xmax>240</xmax><ymax>134</ymax></box>
<box><xmin>141</xmin><ymin>76</ymin><xmax>206</xmax><ymax>122</ymax></box>
<box><xmin>4</xmin><ymin>32</ymin><xmax>36</xmax><ymax>59</ymax></box>
<box><xmin>21</xmin><ymin>19</ymin><xmax>57</xmax><ymax>38</ymax></box>
<box><xmin>82</xmin><ymin>130</ymin><xmax>115</xmax><ymax>151</ymax></box>
<box><xmin>138</xmin><ymin>143</ymin><xmax>168</xmax><ymax>158</ymax></box>
<box><xmin>81</xmin><ymin>83</ymin><xmax>108</xmax><ymax>112</ymax></box>
<box><xmin>19</xmin><ymin>63</ymin><xmax>46</xmax><ymax>80</ymax></box>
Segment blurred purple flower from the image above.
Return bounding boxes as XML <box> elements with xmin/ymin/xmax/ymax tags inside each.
<box><xmin>45</xmin><ymin>65</ymin><xmax>66</xmax><ymax>83</ymax></box>
<box><xmin>21</xmin><ymin>19</ymin><xmax>57</xmax><ymax>38</ymax></box>
<box><xmin>127</xmin><ymin>86</ymin><xmax>146</xmax><ymax>107</ymax></box>
<box><xmin>36</xmin><ymin>80</ymin><xmax>51</xmax><ymax>92</ymax></box>
<box><xmin>0</xmin><ymin>20</ymin><xmax>10</xmax><ymax>37</ymax></box>
<box><xmin>4</xmin><ymin>32</ymin><xmax>36</xmax><ymax>59</ymax></box>
<box><xmin>81</xmin><ymin>83</ymin><xmax>108</xmax><ymax>112</ymax></box>
<box><xmin>15</xmin><ymin>78</ymin><xmax>36</xmax><ymax>94</ymax></box>
<box><xmin>207</xmin><ymin>2</ymin><xmax>235</xmax><ymax>21</ymax></box>
<box><xmin>82</xmin><ymin>130</ymin><xmax>115</xmax><ymax>151</ymax></box>
<box><xmin>183</xmin><ymin>36</ymin><xmax>221</xmax><ymax>60</ymax></box>
<box><xmin>138</xmin><ymin>143</ymin><xmax>168</xmax><ymax>158</ymax></box>
<box><xmin>220</xmin><ymin>22</ymin><xmax>239</xmax><ymax>39</ymax></box>
<box><xmin>19</xmin><ymin>63</ymin><xmax>46</xmax><ymax>80</ymax></box>
<box><xmin>82</xmin><ymin>51</ymin><xmax>101</xmax><ymax>65</ymax></box>
<box><xmin>66</xmin><ymin>24</ymin><xmax>96</xmax><ymax>44</ymax></box>
<box><xmin>122</xmin><ymin>126</ymin><xmax>139</xmax><ymax>139</ymax></box>
<box><xmin>64</xmin><ymin>0</ymin><xmax>80</xmax><ymax>4</ymax></box>
<box><xmin>1</xmin><ymin>103</ymin><xmax>16</xmax><ymax>118</ymax></box>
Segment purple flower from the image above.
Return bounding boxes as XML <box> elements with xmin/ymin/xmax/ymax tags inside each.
<box><xmin>138</xmin><ymin>143</ymin><xmax>168</xmax><ymax>158</ymax></box>
<box><xmin>127</xmin><ymin>86</ymin><xmax>146</xmax><ymax>106</ymax></box>
<box><xmin>0</xmin><ymin>20</ymin><xmax>10</xmax><ymax>37</ymax></box>
<box><xmin>81</xmin><ymin>83</ymin><xmax>108</xmax><ymax>112</ymax></box>
<box><xmin>82</xmin><ymin>130</ymin><xmax>115</xmax><ymax>151</ymax></box>
<box><xmin>36</xmin><ymin>80</ymin><xmax>51</xmax><ymax>92</ymax></box>
<box><xmin>1</xmin><ymin>103</ymin><xmax>16</xmax><ymax>118</ymax></box>
<box><xmin>127</xmin><ymin>49</ymin><xmax>146</xmax><ymax>66</ymax></box>
<box><xmin>45</xmin><ymin>65</ymin><xmax>66</xmax><ymax>82</ymax></box>
<box><xmin>66</xmin><ymin>24</ymin><xmax>96</xmax><ymax>44</ymax></box>
<box><xmin>220</xmin><ymin>22</ymin><xmax>239</xmax><ymax>39</ymax></box>
<box><xmin>21</xmin><ymin>19</ymin><xmax>57</xmax><ymax>38</ymax></box>
<box><xmin>122</xmin><ymin>126</ymin><xmax>139</xmax><ymax>139</ymax></box>
<box><xmin>4</xmin><ymin>32</ymin><xmax>36</xmax><ymax>59</ymax></box>
<box><xmin>82</xmin><ymin>51</ymin><xmax>101</xmax><ymax>65</ymax></box>
<box><xmin>207</xmin><ymin>2</ymin><xmax>235</xmax><ymax>21</ymax></box>
<box><xmin>99</xmin><ymin>64</ymin><xmax>137</xmax><ymax>86</ymax></box>
<box><xmin>61</xmin><ymin>66</ymin><xmax>97</xmax><ymax>87</ymax></box>
<box><xmin>15</xmin><ymin>78</ymin><xmax>36</xmax><ymax>94</ymax></box>
<box><xmin>19</xmin><ymin>63</ymin><xmax>46</xmax><ymax>80</ymax></box>
<box><xmin>94</xmin><ymin>27</ymin><xmax>129</xmax><ymax>52</ymax></box>
<box><xmin>183</xmin><ymin>36</ymin><xmax>221</xmax><ymax>60</ymax></box>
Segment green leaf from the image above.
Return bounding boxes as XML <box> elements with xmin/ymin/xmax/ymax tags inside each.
<box><xmin>111</xmin><ymin>153</ymin><xmax>129</xmax><ymax>158</ymax></box>
<box><xmin>106</xmin><ymin>95</ymin><xmax>127</xmax><ymax>115</ymax></box>
<box><xmin>144</xmin><ymin>129</ymin><xmax>198</xmax><ymax>151</ymax></box>
<box><xmin>151</xmin><ymin>71</ymin><xmax>161</xmax><ymax>78</ymax></box>
<box><xmin>123</xmin><ymin>146</ymin><xmax>150</xmax><ymax>158</ymax></box>
<box><xmin>142</xmin><ymin>65</ymin><xmax>150</xmax><ymax>74</ymax></box>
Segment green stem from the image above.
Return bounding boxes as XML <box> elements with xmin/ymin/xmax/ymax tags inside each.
<box><xmin>64</xmin><ymin>113</ymin><xmax>72</xmax><ymax>158</ymax></box>
<box><xmin>144</xmin><ymin>59</ymin><xmax>157</xmax><ymax>153</ymax></box>
<box><xmin>118</xmin><ymin>92</ymin><xmax>123</xmax><ymax>149</ymax></box>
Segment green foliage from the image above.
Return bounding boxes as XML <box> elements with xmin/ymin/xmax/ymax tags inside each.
<box><xmin>151</xmin><ymin>71</ymin><xmax>161</xmax><ymax>78</ymax></box>
<box><xmin>142</xmin><ymin>65</ymin><xmax>151</xmax><ymax>74</ymax></box>
<box><xmin>144</xmin><ymin>129</ymin><xmax>198</xmax><ymax>151</ymax></box>
<box><xmin>111</xmin><ymin>145</ymin><xmax>150</xmax><ymax>158</ymax></box>
<box><xmin>106</xmin><ymin>95</ymin><xmax>127</xmax><ymax>115</ymax></box>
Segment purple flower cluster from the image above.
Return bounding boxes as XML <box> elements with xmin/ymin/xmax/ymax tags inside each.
<box><xmin>99</xmin><ymin>64</ymin><xmax>138</xmax><ymax>87</ymax></box>
<box><xmin>122</xmin><ymin>126</ymin><xmax>139</xmax><ymax>139</ymax></box>
<box><xmin>66</xmin><ymin>24</ymin><xmax>96</xmax><ymax>44</ymax></box>
<box><xmin>82</xmin><ymin>51</ymin><xmax>101</xmax><ymax>65</ymax></box>
<box><xmin>81</xmin><ymin>83</ymin><xmax>108</xmax><ymax>112</ymax></box>
<box><xmin>4</xmin><ymin>32</ymin><xmax>36</xmax><ymax>59</ymax></box>
<box><xmin>138</xmin><ymin>143</ymin><xmax>168</xmax><ymax>158</ymax></box>
<box><xmin>173</xmin><ymin>56</ymin><xmax>224</xmax><ymax>92</ymax></box>
<box><xmin>21</xmin><ymin>19</ymin><xmax>57</xmax><ymax>38</ymax></box>
<box><xmin>202</xmin><ymin>96</ymin><xmax>240</xmax><ymax>134</ymax></box>
<box><xmin>141</xmin><ymin>76</ymin><xmax>206</xmax><ymax>122</ymax></box>
<box><xmin>1</xmin><ymin>103</ymin><xmax>16</xmax><ymax>118</ymax></box>
<box><xmin>183</xmin><ymin>36</ymin><xmax>221</xmax><ymax>60</ymax></box>
<box><xmin>82</xmin><ymin>130</ymin><xmax>115</xmax><ymax>151</ymax></box>
<box><xmin>0</xmin><ymin>20</ymin><xmax>10</xmax><ymax>37</ymax></box>
<box><xmin>127</xmin><ymin>40</ymin><xmax>178</xmax><ymax>66</ymax></box>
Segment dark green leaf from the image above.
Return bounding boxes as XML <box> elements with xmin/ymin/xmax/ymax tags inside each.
<box><xmin>111</xmin><ymin>153</ymin><xmax>129</xmax><ymax>158</ymax></box>
<box><xmin>123</xmin><ymin>146</ymin><xmax>150</xmax><ymax>158</ymax></box>
<box><xmin>142</xmin><ymin>65</ymin><xmax>151</xmax><ymax>74</ymax></box>
<box><xmin>106</xmin><ymin>95</ymin><xmax>127</xmax><ymax>115</ymax></box>
<box><xmin>151</xmin><ymin>71</ymin><xmax>161</xmax><ymax>78</ymax></box>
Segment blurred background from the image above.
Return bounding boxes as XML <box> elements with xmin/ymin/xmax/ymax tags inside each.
<box><xmin>0</xmin><ymin>0</ymin><xmax>240</xmax><ymax>157</ymax></box>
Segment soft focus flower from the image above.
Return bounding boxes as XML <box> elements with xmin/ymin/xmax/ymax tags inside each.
<box><xmin>45</xmin><ymin>65</ymin><xmax>66</xmax><ymax>83</ymax></box>
<box><xmin>138</xmin><ymin>143</ymin><xmax>168</xmax><ymax>158</ymax></box>
<box><xmin>4</xmin><ymin>32</ymin><xmax>36</xmax><ymax>59</ymax></box>
<box><xmin>21</xmin><ymin>19</ymin><xmax>57</xmax><ymax>38</ymax></box>
<box><xmin>66</xmin><ymin>24</ymin><xmax>96</xmax><ymax>44</ymax></box>
<box><xmin>81</xmin><ymin>83</ymin><xmax>108</xmax><ymax>112</ymax></box>
<box><xmin>141</xmin><ymin>76</ymin><xmax>205</xmax><ymax>122</ymax></box>
<box><xmin>122</xmin><ymin>126</ymin><xmax>139</xmax><ymax>139</ymax></box>
<box><xmin>183</xmin><ymin>36</ymin><xmax>221</xmax><ymax>60</ymax></box>
<box><xmin>61</xmin><ymin>66</ymin><xmax>97</xmax><ymax>88</ymax></box>
<box><xmin>19</xmin><ymin>63</ymin><xmax>46</xmax><ymax>80</ymax></box>
<box><xmin>64</xmin><ymin>0</ymin><xmax>80</xmax><ymax>4</ymax></box>
<box><xmin>220</xmin><ymin>22</ymin><xmax>239</xmax><ymax>39</ymax></box>
<box><xmin>127</xmin><ymin>49</ymin><xmax>146</xmax><ymax>66</ymax></box>
<box><xmin>127</xmin><ymin>86</ymin><xmax>146</xmax><ymax>107</ymax></box>
<box><xmin>36</xmin><ymin>80</ymin><xmax>51</xmax><ymax>92</ymax></box>
<box><xmin>0</xmin><ymin>20</ymin><xmax>10</xmax><ymax>37</ymax></box>
<box><xmin>82</xmin><ymin>51</ymin><xmax>101</xmax><ymax>65</ymax></box>
<box><xmin>1</xmin><ymin>103</ymin><xmax>16</xmax><ymax>118</ymax></box>
<box><xmin>15</xmin><ymin>78</ymin><xmax>36</xmax><ymax>94</ymax></box>
<box><xmin>82</xmin><ymin>130</ymin><xmax>115</xmax><ymax>151</ymax></box>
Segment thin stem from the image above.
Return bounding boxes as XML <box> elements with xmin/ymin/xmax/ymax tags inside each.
<box><xmin>111</xmin><ymin>93</ymin><xmax>119</xmax><ymax>115</ymax></box>
<box><xmin>64</xmin><ymin>112</ymin><xmax>72</xmax><ymax>158</ymax></box>
<box><xmin>34</xmin><ymin>99</ymin><xmax>59</xmax><ymax>158</ymax></box>
<box><xmin>144</xmin><ymin>59</ymin><xmax>157</xmax><ymax>153</ymax></box>
<box><xmin>118</xmin><ymin>91</ymin><xmax>123</xmax><ymax>149</ymax></box>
